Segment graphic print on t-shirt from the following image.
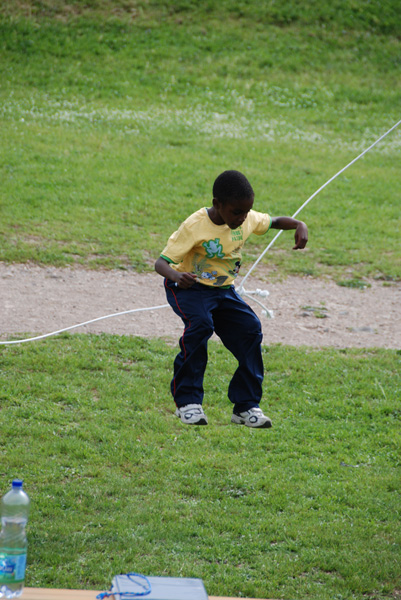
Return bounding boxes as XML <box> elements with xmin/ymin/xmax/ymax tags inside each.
<box><xmin>202</xmin><ymin>238</ymin><xmax>225</xmax><ymax>259</ymax></box>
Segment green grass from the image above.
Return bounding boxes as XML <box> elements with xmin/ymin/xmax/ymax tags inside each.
<box><xmin>0</xmin><ymin>335</ymin><xmax>401</xmax><ymax>599</ymax></box>
<box><xmin>1</xmin><ymin>335</ymin><xmax>400</xmax><ymax>599</ymax></box>
<box><xmin>0</xmin><ymin>1</ymin><xmax>400</xmax><ymax>280</ymax></box>
<box><xmin>1</xmin><ymin>0</ymin><xmax>401</xmax><ymax>35</ymax></box>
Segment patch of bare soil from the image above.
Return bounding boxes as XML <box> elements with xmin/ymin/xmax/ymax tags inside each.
<box><xmin>1</xmin><ymin>263</ymin><xmax>400</xmax><ymax>349</ymax></box>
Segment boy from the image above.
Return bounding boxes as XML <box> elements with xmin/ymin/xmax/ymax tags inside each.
<box><xmin>155</xmin><ymin>170</ymin><xmax>308</xmax><ymax>428</ymax></box>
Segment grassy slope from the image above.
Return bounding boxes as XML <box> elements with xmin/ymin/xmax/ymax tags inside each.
<box><xmin>0</xmin><ymin>1</ymin><xmax>400</xmax><ymax>279</ymax></box>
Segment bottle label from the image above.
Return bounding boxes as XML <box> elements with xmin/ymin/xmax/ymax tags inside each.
<box><xmin>0</xmin><ymin>553</ymin><xmax>26</xmax><ymax>584</ymax></box>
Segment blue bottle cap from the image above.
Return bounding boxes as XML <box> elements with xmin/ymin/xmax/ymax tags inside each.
<box><xmin>12</xmin><ymin>479</ymin><xmax>23</xmax><ymax>488</ymax></box>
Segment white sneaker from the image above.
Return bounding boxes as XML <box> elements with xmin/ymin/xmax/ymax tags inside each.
<box><xmin>175</xmin><ymin>404</ymin><xmax>208</xmax><ymax>425</ymax></box>
<box><xmin>231</xmin><ymin>407</ymin><xmax>272</xmax><ymax>428</ymax></box>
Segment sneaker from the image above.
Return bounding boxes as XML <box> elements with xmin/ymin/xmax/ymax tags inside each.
<box><xmin>231</xmin><ymin>407</ymin><xmax>272</xmax><ymax>429</ymax></box>
<box><xmin>175</xmin><ymin>404</ymin><xmax>208</xmax><ymax>425</ymax></box>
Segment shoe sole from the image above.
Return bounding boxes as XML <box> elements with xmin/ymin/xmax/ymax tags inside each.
<box><xmin>231</xmin><ymin>415</ymin><xmax>272</xmax><ymax>428</ymax></box>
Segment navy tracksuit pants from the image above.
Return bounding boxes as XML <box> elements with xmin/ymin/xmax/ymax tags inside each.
<box><xmin>164</xmin><ymin>279</ymin><xmax>264</xmax><ymax>413</ymax></box>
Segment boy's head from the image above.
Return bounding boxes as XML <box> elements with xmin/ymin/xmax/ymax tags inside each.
<box><xmin>213</xmin><ymin>170</ymin><xmax>254</xmax><ymax>205</ymax></box>
<box><xmin>212</xmin><ymin>170</ymin><xmax>254</xmax><ymax>229</ymax></box>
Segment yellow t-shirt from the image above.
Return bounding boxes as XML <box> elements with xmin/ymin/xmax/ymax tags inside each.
<box><xmin>161</xmin><ymin>207</ymin><xmax>272</xmax><ymax>287</ymax></box>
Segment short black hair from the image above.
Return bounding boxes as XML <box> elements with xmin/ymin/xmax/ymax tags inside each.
<box><xmin>212</xmin><ymin>170</ymin><xmax>254</xmax><ymax>204</ymax></box>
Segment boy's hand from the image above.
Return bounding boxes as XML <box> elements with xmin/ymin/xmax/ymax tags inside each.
<box><xmin>271</xmin><ymin>217</ymin><xmax>308</xmax><ymax>249</ymax></box>
<box><xmin>176</xmin><ymin>272</ymin><xmax>198</xmax><ymax>289</ymax></box>
<box><xmin>293</xmin><ymin>222</ymin><xmax>308</xmax><ymax>250</ymax></box>
<box><xmin>155</xmin><ymin>257</ymin><xmax>197</xmax><ymax>288</ymax></box>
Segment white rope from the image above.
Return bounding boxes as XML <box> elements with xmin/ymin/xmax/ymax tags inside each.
<box><xmin>1</xmin><ymin>119</ymin><xmax>399</xmax><ymax>344</ymax></box>
<box><xmin>0</xmin><ymin>304</ymin><xmax>169</xmax><ymax>345</ymax></box>
<box><xmin>236</xmin><ymin>118</ymin><xmax>401</xmax><ymax>306</ymax></box>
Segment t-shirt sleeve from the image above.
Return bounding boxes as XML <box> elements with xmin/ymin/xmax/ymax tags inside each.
<box><xmin>252</xmin><ymin>211</ymin><xmax>272</xmax><ymax>235</ymax></box>
<box><xmin>160</xmin><ymin>221</ymin><xmax>195</xmax><ymax>264</ymax></box>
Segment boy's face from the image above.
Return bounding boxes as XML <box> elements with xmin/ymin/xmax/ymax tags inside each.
<box><xmin>213</xmin><ymin>196</ymin><xmax>254</xmax><ymax>230</ymax></box>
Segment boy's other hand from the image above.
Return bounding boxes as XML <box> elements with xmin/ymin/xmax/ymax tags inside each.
<box><xmin>293</xmin><ymin>222</ymin><xmax>308</xmax><ymax>250</ymax></box>
<box><xmin>176</xmin><ymin>272</ymin><xmax>198</xmax><ymax>289</ymax></box>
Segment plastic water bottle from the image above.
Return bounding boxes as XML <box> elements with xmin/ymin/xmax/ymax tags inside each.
<box><xmin>0</xmin><ymin>481</ymin><xmax>30</xmax><ymax>598</ymax></box>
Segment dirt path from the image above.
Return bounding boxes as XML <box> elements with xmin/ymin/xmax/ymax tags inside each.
<box><xmin>1</xmin><ymin>263</ymin><xmax>400</xmax><ymax>349</ymax></box>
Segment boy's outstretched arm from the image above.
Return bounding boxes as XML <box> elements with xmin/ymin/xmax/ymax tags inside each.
<box><xmin>155</xmin><ymin>256</ymin><xmax>197</xmax><ymax>289</ymax></box>
<box><xmin>271</xmin><ymin>217</ymin><xmax>308</xmax><ymax>250</ymax></box>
